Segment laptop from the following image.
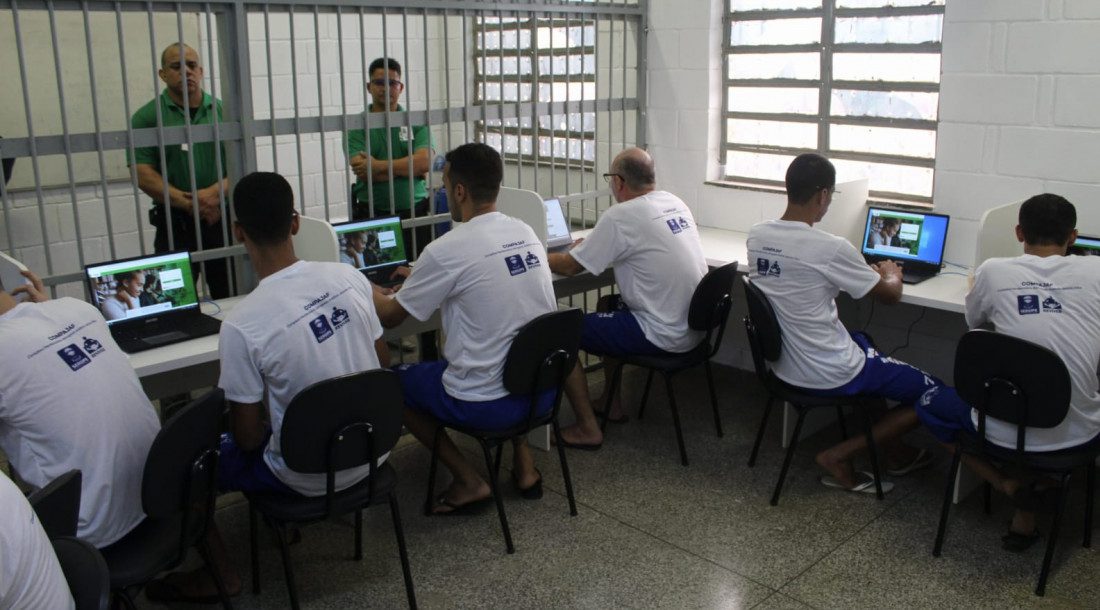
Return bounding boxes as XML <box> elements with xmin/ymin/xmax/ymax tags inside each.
<box><xmin>543</xmin><ymin>197</ymin><xmax>573</xmax><ymax>253</ymax></box>
<box><xmin>84</xmin><ymin>251</ymin><xmax>222</xmax><ymax>353</ymax></box>
<box><xmin>333</xmin><ymin>216</ymin><xmax>408</xmax><ymax>287</ymax></box>
<box><xmin>1069</xmin><ymin>235</ymin><xmax>1100</xmax><ymax>257</ymax></box>
<box><xmin>860</xmin><ymin>206</ymin><xmax>951</xmax><ymax>284</ymax></box>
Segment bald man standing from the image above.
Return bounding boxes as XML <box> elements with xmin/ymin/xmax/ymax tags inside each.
<box><xmin>548</xmin><ymin>148</ymin><xmax>707</xmax><ymax>448</ymax></box>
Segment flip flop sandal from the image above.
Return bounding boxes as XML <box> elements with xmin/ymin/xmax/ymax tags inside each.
<box><xmin>820</xmin><ymin>470</ymin><xmax>896</xmax><ymax>495</ymax></box>
<box><xmin>886</xmin><ymin>448</ymin><xmax>935</xmax><ymax>477</ymax></box>
<box><xmin>513</xmin><ymin>468</ymin><xmax>544</xmax><ymax>500</ymax></box>
<box><xmin>430</xmin><ymin>493</ymin><xmax>493</xmax><ymax>517</ymax></box>
<box><xmin>1002</xmin><ymin>529</ymin><xmax>1041</xmax><ymax>553</ymax></box>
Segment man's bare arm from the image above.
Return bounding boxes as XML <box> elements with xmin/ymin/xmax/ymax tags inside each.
<box><xmin>548</xmin><ymin>251</ymin><xmax>584</xmax><ymax>277</ymax></box>
<box><xmin>230</xmin><ymin>400</ymin><xmax>268</xmax><ymax>452</ymax></box>
<box><xmin>134</xmin><ymin>164</ymin><xmax>192</xmax><ymax>212</ymax></box>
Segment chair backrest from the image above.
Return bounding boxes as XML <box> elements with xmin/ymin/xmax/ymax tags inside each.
<box><xmin>741</xmin><ymin>276</ymin><xmax>783</xmax><ymax>369</ymax></box>
<box><xmin>141</xmin><ymin>388</ymin><xmax>224</xmax><ymax>521</ymax></box>
<box><xmin>687</xmin><ymin>262</ymin><xmax>738</xmax><ymax>331</ymax></box>
<box><xmin>27</xmin><ymin>470</ymin><xmax>82</xmax><ymax>539</ymax></box>
<box><xmin>292</xmin><ymin>215</ymin><xmax>340</xmax><ymax>263</ymax></box>
<box><xmin>502</xmin><ymin>308</ymin><xmax>584</xmax><ymax>431</ymax></box>
<box><xmin>51</xmin><ymin>537</ymin><xmax>110</xmax><ymax>610</ymax></box>
<box><xmin>280</xmin><ymin>369</ymin><xmax>404</xmax><ymax>475</ymax></box>
<box><xmin>954</xmin><ymin>330</ymin><xmax>1072</xmax><ymax>449</ymax></box>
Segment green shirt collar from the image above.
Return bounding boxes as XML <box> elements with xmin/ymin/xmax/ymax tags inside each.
<box><xmin>159</xmin><ymin>89</ymin><xmax>214</xmax><ymax>115</ymax></box>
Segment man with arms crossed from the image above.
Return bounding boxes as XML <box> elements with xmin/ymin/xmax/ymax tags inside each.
<box><xmin>548</xmin><ymin>147</ymin><xmax>707</xmax><ymax>449</ymax></box>
<box><xmin>0</xmin><ymin>270</ymin><xmax>159</xmax><ymax>548</ymax></box>
<box><xmin>147</xmin><ymin>172</ymin><xmax>389</xmax><ymax>601</ymax></box>
<box><xmin>131</xmin><ymin>42</ymin><xmax>231</xmax><ymax>298</ymax></box>
<box><xmin>747</xmin><ymin>153</ymin><xmax>948</xmax><ymax>493</ymax></box>
<box><xmin>373</xmin><ymin>143</ymin><xmax>555</xmax><ymax>513</ymax></box>
<box><xmin>916</xmin><ymin>193</ymin><xmax>1100</xmax><ymax>550</ymax></box>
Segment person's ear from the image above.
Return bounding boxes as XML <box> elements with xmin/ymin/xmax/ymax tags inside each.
<box><xmin>1014</xmin><ymin>224</ymin><xmax>1025</xmax><ymax>244</ymax></box>
<box><xmin>289</xmin><ymin>212</ymin><xmax>300</xmax><ymax>236</ymax></box>
<box><xmin>232</xmin><ymin>221</ymin><xmax>246</xmax><ymax>243</ymax></box>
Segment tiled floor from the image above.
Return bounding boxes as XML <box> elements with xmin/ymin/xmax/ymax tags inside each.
<box><xmin>131</xmin><ymin>365</ymin><xmax>1099</xmax><ymax>609</ymax></box>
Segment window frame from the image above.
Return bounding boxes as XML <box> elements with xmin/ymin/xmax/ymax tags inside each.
<box><xmin>720</xmin><ymin>1</ymin><xmax>945</xmax><ymax>204</ymax></box>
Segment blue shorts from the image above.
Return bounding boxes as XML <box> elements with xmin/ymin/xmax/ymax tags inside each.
<box><xmin>394</xmin><ymin>360</ymin><xmax>555</xmax><ymax>430</ymax></box>
<box><xmin>581</xmin><ymin>309</ymin><xmax>669</xmax><ymax>357</ymax></box>
<box><xmin>809</xmin><ymin>333</ymin><xmax>968</xmax><ymax>439</ymax></box>
<box><xmin>913</xmin><ymin>386</ymin><xmax>978</xmax><ymax>443</ymax></box>
<box><xmin>218</xmin><ymin>433</ymin><xmax>294</xmax><ymax>495</ymax></box>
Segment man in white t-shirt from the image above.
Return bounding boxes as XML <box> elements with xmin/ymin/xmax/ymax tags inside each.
<box><xmin>747</xmin><ymin>153</ymin><xmax>952</xmax><ymax>494</ymax></box>
<box><xmin>0</xmin><ymin>473</ymin><xmax>75</xmax><ymax>609</ymax></box>
<box><xmin>374</xmin><ymin>143</ymin><xmax>557</xmax><ymax>514</ymax></box>
<box><xmin>916</xmin><ymin>193</ymin><xmax>1100</xmax><ymax>550</ymax></box>
<box><xmin>0</xmin><ymin>270</ymin><xmax>159</xmax><ymax>548</ymax></box>
<box><xmin>147</xmin><ymin>171</ymin><xmax>389</xmax><ymax>602</ymax></box>
<box><xmin>547</xmin><ymin>147</ymin><xmax>707</xmax><ymax>449</ymax></box>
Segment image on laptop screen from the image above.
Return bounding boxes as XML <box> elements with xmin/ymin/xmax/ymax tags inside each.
<box><xmin>85</xmin><ymin>251</ymin><xmax>199</xmax><ymax>324</ymax></box>
<box><xmin>543</xmin><ymin>197</ymin><xmax>572</xmax><ymax>249</ymax></box>
<box><xmin>1069</xmin><ymin>235</ymin><xmax>1100</xmax><ymax>256</ymax></box>
<box><xmin>861</xmin><ymin>207</ymin><xmax>950</xmax><ymax>266</ymax></box>
<box><xmin>333</xmin><ymin>216</ymin><xmax>408</xmax><ymax>272</ymax></box>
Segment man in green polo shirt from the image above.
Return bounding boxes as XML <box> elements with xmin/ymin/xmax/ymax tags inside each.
<box><xmin>345</xmin><ymin>57</ymin><xmax>434</xmax><ymax>257</ymax></box>
<box><xmin>130</xmin><ymin>42</ymin><xmax>231</xmax><ymax>299</ymax></box>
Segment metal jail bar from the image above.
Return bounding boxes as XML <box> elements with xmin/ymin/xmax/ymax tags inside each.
<box><xmin>0</xmin><ymin>0</ymin><xmax>646</xmax><ymax>299</ymax></box>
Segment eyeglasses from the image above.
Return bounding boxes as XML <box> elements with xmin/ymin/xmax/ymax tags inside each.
<box><xmin>602</xmin><ymin>173</ymin><xmax>623</xmax><ymax>184</ymax></box>
<box><xmin>369</xmin><ymin>79</ymin><xmax>403</xmax><ymax>88</ymax></box>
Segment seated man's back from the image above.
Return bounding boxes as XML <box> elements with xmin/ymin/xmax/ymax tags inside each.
<box><xmin>218</xmin><ymin>260</ymin><xmax>384</xmax><ymax>495</ymax></box>
<box><xmin>0</xmin><ymin>297</ymin><xmax>159</xmax><ymax>548</ymax></box>
<box><xmin>967</xmin><ymin>253</ymin><xmax>1100</xmax><ymax>450</ymax></box>
<box><xmin>569</xmin><ymin>190</ymin><xmax>707</xmax><ymax>353</ymax></box>
<box><xmin>0</xmin><ymin>473</ymin><xmax>75</xmax><ymax>609</ymax></box>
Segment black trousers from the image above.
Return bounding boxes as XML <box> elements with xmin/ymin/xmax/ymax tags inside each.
<box><xmin>150</xmin><ymin>206</ymin><xmax>231</xmax><ymax>299</ymax></box>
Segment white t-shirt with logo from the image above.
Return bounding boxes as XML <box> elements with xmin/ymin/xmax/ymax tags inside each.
<box><xmin>746</xmin><ymin>220</ymin><xmax>881</xmax><ymax>389</ymax></box>
<box><xmin>965</xmin><ymin>254</ymin><xmax>1100</xmax><ymax>451</ymax></box>
<box><xmin>218</xmin><ymin>260</ymin><xmax>385</xmax><ymax>496</ymax></box>
<box><xmin>396</xmin><ymin>211</ymin><xmax>557</xmax><ymax>401</ymax></box>
<box><xmin>0</xmin><ymin>298</ymin><xmax>159</xmax><ymax>548</ymax></box>
<box><xmin>569</xmin><ymin>191</ymin><xmax>708</xmax><ymax>353</ymax></box>
<box><xmin>0</xmin><ymin>473</ymin><xmax>75</xmax><ymax>609</ymax></box>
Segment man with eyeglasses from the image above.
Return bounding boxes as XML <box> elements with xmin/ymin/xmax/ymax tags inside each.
<box><xmin>130</xmin><ymin>42</ymin><xmax>231</xmax><ymax>299</ymax></box>
<box><xmin>345</xmin><ymin>57</ymin><xmax>434</xmax><ymax>257</ymax></box>
<box><xmin>547</xmin><ymin>147</ymin><xmax>707</xmax><ymax>449</ymax></box>
<box><xmin>746</xmin><ymin>153</ymin><xmax>947</xmax><ymax>495</ymax></box>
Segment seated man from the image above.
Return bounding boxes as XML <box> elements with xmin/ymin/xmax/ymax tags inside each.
<box><xmin>0</xmin><ymin>473</ymin><xmax>75</xmax><ymax>609</ymax></box>
<box><xmin>373</xmin><ymin>143</ymin><xmax>556</xmax><ymax>513</ymax></box>
<box><xmin>916</xmin><ymin>193</ymin><xmax>1100</xmax><ymax>550</ymax></box>
<box><xmin>148</xmin><ymin>171</ymin><xmax>389</xmax><ymax>601</ymax></box>
<box><xmin>0</xmin><ymin>270</ymin><xmax>160</xmax><ymax>548</ymax></box>
<box><xmin>747</xmin><ymin>153</ymin><xmax>947</xmax><ymax>493</ymax></box>
<box><xmin>548</xmin><ymin>147</ymin><xmax>707</xmax><ymax>449</ymax></box>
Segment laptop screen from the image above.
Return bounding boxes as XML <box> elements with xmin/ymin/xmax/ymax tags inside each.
<box><xmin>1069</xmin><ymin>235</ymin><xmax>1100</xmax><ymax>256</ymax></box>
<box><xmin>85</xmin><ymin>251</ymin><xmax>199</xmax><ymax>325</ymax></box>
<box><xmin>544</xmin><ymin>198</ymin><xmax>572</xmax><ymax>248</ymax></box>
<box><xmin>860</xmin><ymin>207</ymin><xmax>950</xmax><ymax>266</ymax></box>
<box><xmin>333</xmin><ymin>216</ymin><xmax>408</xmax><ymax>272</ymax></box>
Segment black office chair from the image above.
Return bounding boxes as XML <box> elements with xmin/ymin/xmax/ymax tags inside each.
<box><xmin>596</xmin><ymin>262</ymin><xmax>739</xmax><ymax>467</ymax></box>
<box><xmin>425</xmin><ymin>308</ymin><xmax>584</xmax><ymax>554</ymax></box>
<box><xmin>742</xmin><ymin>277</ymin><xmax>886</xmax><ymax>505</ymax></box>
<box><xmin>52</xmin><ymin>536</ymin><xmax>110</xmax><ymax>610</ymax></box>
<box><xmin>933</xmin><ymin>330</ymin><xmax>1099</xmax><ymax>597</ymax></box>
<box><xmin>28</xmin><ymin>469</ymin><xmax>82</xmax><ymax>539</ymax></box>
<box><xmin>98</xmin><ymin>388</ymin><xmax>231</xmax><ymax>610</ymax></box>
<box><xmin>245</xmin><ymin>369</ymin><xmax>415</xmax><ymax>610</ymax></box>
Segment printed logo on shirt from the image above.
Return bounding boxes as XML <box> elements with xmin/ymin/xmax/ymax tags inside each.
<box><xmin>57</xmin><ymin>344</ymin><xmax>91</xmax><ymax>371</ymax></box>
<box><xmin>505</xmin><ymin>254</ymin><xmax>527</xmax><ymax>276</ymax></box>
<box><xmin>1017</xmin><ymin>294</ymin><xmax>1040</xmax><ymax>315</ymax></box>
<box><xmin>1042</xmin><ymin>296</ymin><xmax>1063</xmax><ymax>313</ymax></box>
<box><xmin>524</xmin><ymin>251</ymin><xmax>541</xmax><ymax>268</ymax></box>
<box><xmin>677</xmin><ymin>216</ymin><xmax>690</xmax><ymax>230</ymax></box>
<box><xmin>309</xmin><ymin>314</ymin><xmax>335</xmax><ymax>343</ymax></box>
<box><xmin>82</xmin><ymin>336</ymin><xmax>105</xmax><ymax>357</ymax></box>
<box><xmin>767</xmin><ymin>261</ymin><xmax>781</xmax><ymax>277</ymax></box>
<box><xmin>331</xmin><ymin>306</ymin><xmax>350</xmax><ymax>328</ymax></box>
<box><xmin>756</xmin><ymin>258</ymin><xmax>770</xmax><ymax>276</ymax></box>
<box><xmin>666</xmin><ymin>218</ymin><xmax>682</xmax><ymax>234</ymax></box>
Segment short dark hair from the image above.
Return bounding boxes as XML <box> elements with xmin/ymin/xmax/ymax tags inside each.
<box><xmin>616</xmin><ymin>154</ymin><xmax>656</xmax><ymax>190</ymax></box>
<box><xmin>882</xmin><ymin>217</ymin><xmax>901</xmax><ymax>229</ymax></box>
<box><xmin>233</xmin><ymin>172</ymin><xmax>296</xmax><ymax>246</ymax></box>
<box><xmin>369</xmin><ymin>57</ymin><xmax>401</xmax><ymax>78</ymax></box>
<box><xmin>114</xmin><ymin>270</ymin><xmax>142</xmax><ymax>285</ymax></box>
<box><xmin>445</xmin><ymin>143</ymin><xmax>502</xmax><ymax>205</ymax></box>
<box><xmin>1018</xmin><ymin>193</ymin><xmax>1076</xmax><ymax>246</ymax></box>
<box><xmin>785</xmin><ymin>153</ymin><xmax>836</xmax><ymax>204</ymax></box>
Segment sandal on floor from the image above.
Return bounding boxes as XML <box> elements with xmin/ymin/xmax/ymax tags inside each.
<box><xmin>1002</xmin><ymin>529</ymin><xmax>1041</xmax><ymax>553</ymax></box>
<box><xmin>820</xmin><ymin>471</ymin><xmax>895</xmax><ymax>495</ymax></box>
<box><xmin>513</xmin><ymin>468</ymin><xmax>543</xmax><ymax>500</ymax></box>
<box><xmin>886</xmin><ymin>448</ymin><xmax>935</xmax><ymax>477</ymax></box>
<box><xmin>430</xmin><ymin>493</ymin><xmax>493</xmax><ymax>517</ymax></box>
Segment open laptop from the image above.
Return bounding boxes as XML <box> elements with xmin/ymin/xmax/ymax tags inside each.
<box><xmin>84</xmin><ymin>251</ymin><xmax>221</xmax><ymax>353</ymax></box>
<box><xmin>860</xmin><ymin>206</ymin><xmax>950</xmax><ymax>284</ymax></box>
<box><xmin>543</xmin><ymin>197</ymin><xmax>573</xmax><ymax>253</ymax></box>
<box><xmin>1069</xmin><ymin>235</ymin><xmax>1100</xmax><ymax>256</ymax></box>
<box><xmin>333</xmin><ymin>216</ymin><xmax>408</xmax><ymax>287</ymax></box>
